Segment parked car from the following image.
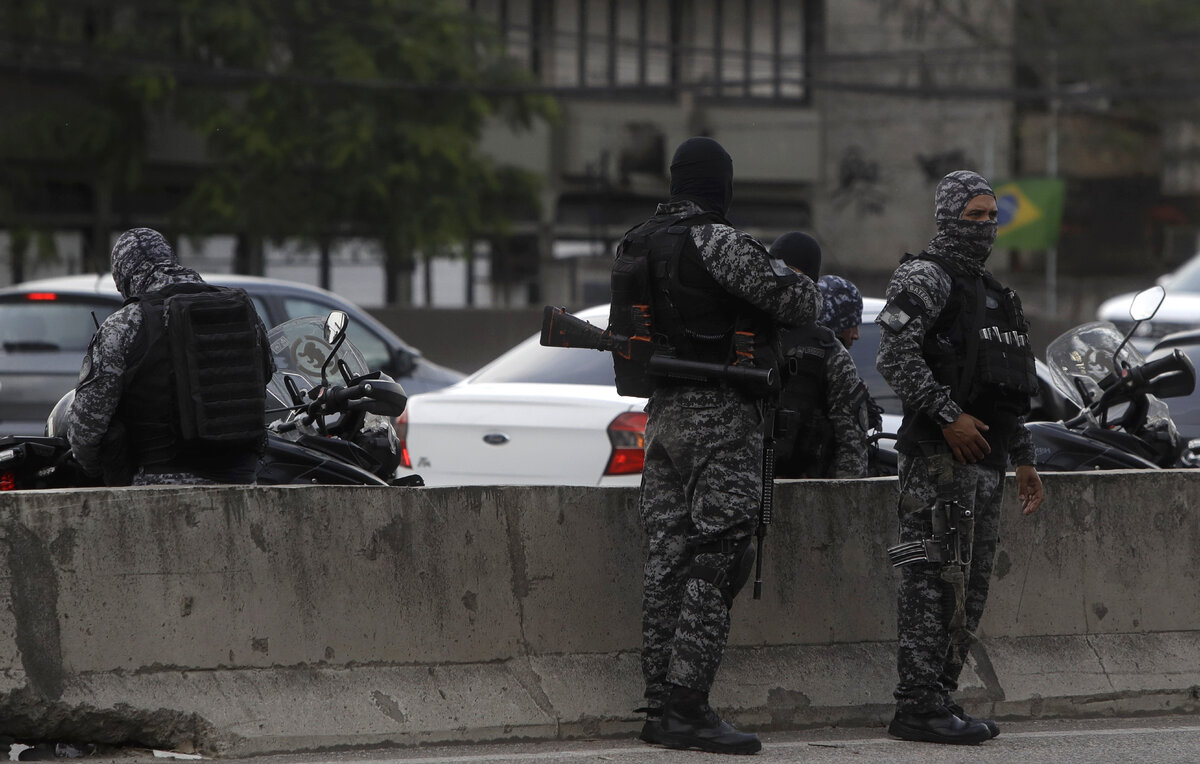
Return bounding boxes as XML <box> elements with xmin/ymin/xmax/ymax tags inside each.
<box><xmin>1148</xmin><ymin>328</ymin><xmax>1200</xmax><ymax>444</ymax></box>
<box><xmin>1096</xmin><ymin>252</ymin><xmax>1200</xmax><ymax>352</ymax></box>
<box><xmin>396</xmin><ymin>299</ymin><xmax>897</xmax><ymax>487</ymax></box>
<box><xmin>395</xmin><ymin>295</ymin><xmax>1071</xmax><ymax>487</ymax></box>
<box><xmin>0</xmin><ymin>273</ymin><xmax>464</xmax><ymax>436</ymax></box>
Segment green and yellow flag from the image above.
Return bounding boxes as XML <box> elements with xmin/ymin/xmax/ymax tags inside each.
<box><xmin>993</xmin><ymin>178</ymin><xmax>1065</xmax><ymax>249</ymax></box>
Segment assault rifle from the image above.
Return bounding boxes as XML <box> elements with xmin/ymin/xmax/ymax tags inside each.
<box><xmin>539</xmin><ymin>306</ymin><xmax>779</xmax><ymax>397</ymax></box>
<box><xmin>886</xmin><ymin>499</ymin><xmax>974</xmax><ymax>567</ymax></box>
<box><xmin>541</xmin><ymin>305</ymin><xmax>780</xmax><ymax>600</ymax></box>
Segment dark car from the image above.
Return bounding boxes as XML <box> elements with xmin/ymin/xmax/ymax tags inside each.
<box><xmin>0</xmin><ymin>273</ymin><xmax>464</xmax><ymax>436</ymax></box>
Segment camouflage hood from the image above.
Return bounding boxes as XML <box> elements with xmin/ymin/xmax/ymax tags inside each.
<box><xmin>924</xmin><ymin>170</ymin><xmax>997</xmax><ymax>275</ymax></box>
<box><xmin>110</xmin><ymin>228</ymin><xmax>204</xmax><ymax>299</ymax></box>
<box><xmin>817</xmin><ymin>275</ymin><xmax>862</xmax><ymax>334</ymax></box>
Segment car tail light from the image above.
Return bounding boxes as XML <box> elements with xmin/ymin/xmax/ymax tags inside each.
<box><xmin>0</xmin><ymin>472</ymin><xmax>14</xmax><ymax>491</ymax></box>
<box><xmin>605</xmin><ymin>411</ymin><xmax>647</xmax><ymax>476</ymax></box>
<box><xmin>395</xmin><ymin>409</ymin><xmax>411</xmax><ymax>469</ymax></box>
<box><xmin>26</xmin><ymin>292</ymin><xmax>57</xmax><ymax>301</ymax></box>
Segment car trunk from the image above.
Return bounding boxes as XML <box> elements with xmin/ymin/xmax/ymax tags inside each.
<box><xmin>405</xmin><ymin>383</ymin><xmax>639</xmax><ymax>486</ymax></box>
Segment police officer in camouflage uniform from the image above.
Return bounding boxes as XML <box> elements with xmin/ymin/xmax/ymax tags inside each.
<box><xmin>770</xmin><ymin>234</ymin><xmax>871</xmax><ymax>479</ymax></box>
<box><xmin>634</xmin><ymin>138</ymin><xmax>821</xmax><ymax>754</ymax></box>
<box><xmin>67</xmin><ymin>228</ymin><xmax>273</xmax><ymax>486</ymax></box>
<box><xmin>818</xmin><ymin>275</ymin><xmax>863</xmax><ymax>350</ymax></box>
<box><xmin>875</xmin><ymin>171</ymin><xmax>1044</xmax><ymax>745</ymax></box>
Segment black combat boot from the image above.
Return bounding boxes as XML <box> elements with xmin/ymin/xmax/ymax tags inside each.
<box><xmin>657</xmin><ymin>685</ymin><xmax>762</xmax><ymax>755</ymax></box>
<box><xmin>887</xmin><ymin>706</ymin><xmax>992</xmax><ymax>745</ymax></box>
<box><xmin>946</xmin><ymin>701</ymin><xmax>1000</xmax><ymax>739</ymax></box>
<box><xmin>635</xmin><ymin>705</ymin><xmax>665</xmax><ymax>745</ymax></box>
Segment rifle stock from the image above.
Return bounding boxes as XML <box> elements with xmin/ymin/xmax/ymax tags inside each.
<box><xmin>540</xmin><ymin>305</ymin><xmax>630</xmax><ymax>355</ymax></box>
<box><xmin>540</xmin><ymin>306</ymin><xmax>778</xmax><ymax>396</ymax></box>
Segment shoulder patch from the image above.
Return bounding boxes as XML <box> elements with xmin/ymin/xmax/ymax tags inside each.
<box><xmin>877</xmin><ymin>290</ymin><xmax>929</xmax><ymax>333</ymax></box>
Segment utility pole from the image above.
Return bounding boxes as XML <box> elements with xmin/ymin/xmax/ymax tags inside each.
<box><xmin>1046</xmin><ymin>49</ymin><xmax>1060</xmax><ymax>316</ymax></box>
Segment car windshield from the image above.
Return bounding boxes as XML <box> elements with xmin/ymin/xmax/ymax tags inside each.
<box><xmin>0</xmin><ymin>296</ymin><xmax>118</xmax><ymax>352</ymax></box>
<box><xmin>472</xmin><ymin>336</ymin><xmax>617</xmax><ymax>385</ymax></box>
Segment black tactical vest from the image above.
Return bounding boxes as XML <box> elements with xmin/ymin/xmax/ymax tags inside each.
<box><xmin>896</xmin><ymin>252</ymin><xmax>1038</xmax><ymax>465</ymax></box>
<box><xmin>609</xmin><ymin>212</ymin><xmax>777</xmax><ymax>397</ymax></box>
<box><xmin>118</xmin><ymin>283</ymin><xmax>267</xmax><ymax>469</ymax></box>
<box><xmin>775</xmin><ymin>323</ymin><xmax>838</xmax><ymax>478</ymax></box>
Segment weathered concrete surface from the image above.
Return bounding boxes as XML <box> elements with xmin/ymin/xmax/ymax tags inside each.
<box><xmin>1</xmin><ymin>471</ymin><xmax>1200</xmax><ymax>754</ymax></box>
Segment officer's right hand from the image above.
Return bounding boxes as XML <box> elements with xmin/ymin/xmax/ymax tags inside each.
<box><xmin>942</xmin><ymin>413</ymin><xmax>991</xmax><ymax>464</ymax></box>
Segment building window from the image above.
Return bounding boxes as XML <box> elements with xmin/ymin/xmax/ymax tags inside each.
<box><xmin>469</xmin><ymin>0</ymin><xmax>811</xmax><ymax>100</ymax></box>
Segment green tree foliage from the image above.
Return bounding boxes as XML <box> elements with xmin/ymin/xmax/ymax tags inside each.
<box><xmin>0</xmin><ymin>0</ymin><xmax>554</xmax><ymax>301</ymax></box>
<box><xmin>1017</xmin><ymin>0</ymin><xmax>1200</xmax><ymax>106</ymax></box>
<box><xmin>0</xmin><ymin>0</ymin><xmax>177</xmax><ymax>272</ymax></box>
<box><xmin>166</xmin><ymin>0</ymin><xmax>555</xmax><ymax>302</ymax></box>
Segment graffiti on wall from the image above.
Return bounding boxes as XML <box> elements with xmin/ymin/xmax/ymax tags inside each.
<box><xmin>832</xmin><ymin>146</ymin><xmax>887</xmax><ymax>216</ymax></box>
<box><xmin>915</xmin><ymin>150</ymin><xmax>974</xmax><ymax>183</ymax></box>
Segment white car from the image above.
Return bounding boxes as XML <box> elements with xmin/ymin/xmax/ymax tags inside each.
<box><xmin>1097</xmin><ymin>251</ymin><xmax>1200</xmax><ymax>352</ymax></box>
<box><xmin>395</xmin><ymin>304</ymin><xmax>647</xmax><ymax>487</ymax></box>
<box><xmin>396</xmin><ymin>299</ymin><xmax>905</xmax><ymax>487</ymax></box>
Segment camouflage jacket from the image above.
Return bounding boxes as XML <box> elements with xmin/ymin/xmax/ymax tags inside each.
<box><xmin>658</xmin><ymin>200</ymin><xmax>820</xmax><ymax>330</ymax></box>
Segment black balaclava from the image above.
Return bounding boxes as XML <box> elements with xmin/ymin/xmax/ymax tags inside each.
<box><xmin>770</xmin><ymin>232</ymin><xmax>822</xmax><ymax>282</ymax></box>
<box><xmin>669</xmin><ymin>137</ymin><xmax>733</xmax><ymax>219</ymax></box>
<box><xmin>924</xmin><ymin>169</ymin><xmax>997</xmax><ymax>274</ymax></box>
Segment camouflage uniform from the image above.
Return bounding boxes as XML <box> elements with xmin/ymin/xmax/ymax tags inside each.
<box><xmin>821</xmin><ymin>340</ymin><xmax>871</xmax><ymax>478</ymax></box>
<box><xmin>776</xmin><ymin>327</ymin><xmax>870</xmax><ymax>479</ymax></box>
<box><xmin>67</xmin><ymin>228</ymin><xmax>272</xmax><ymax>486</ymax></box>
<box><xmin>876</xmin><ymin>172</ymin><xmax>1036</xmax><ymax>714</ymax></box>
<box><xmin>640</xmin><ymin>199</ymin><xmax>821</xmax><ymax>707</ymax></box>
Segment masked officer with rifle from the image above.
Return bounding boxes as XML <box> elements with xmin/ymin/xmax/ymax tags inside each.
<box><xmin>876</xmin><ymin>171</ymin><xmax>1043</xmax><ymax>745</ymax></box>
<box><xmin>599</xmin><ymin>136</ymin><xmax>821</xmax><ymax>755</ymax></box>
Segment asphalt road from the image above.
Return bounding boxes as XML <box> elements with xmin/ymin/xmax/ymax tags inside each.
<box><xmin>94</xmin><ymin>715</ymin><xmax>1200</xmax><ymax>763</ymax></box>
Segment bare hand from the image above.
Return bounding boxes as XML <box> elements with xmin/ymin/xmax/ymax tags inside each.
<box><xmin>941</xmin><ymin>413</ymin><xmax>991</xmax><ymax>464</ymax></box>
<box><xmin>1015</xmin><ymin>464</ymin><xmax>1043</xmax><ymax>515</ymax></box>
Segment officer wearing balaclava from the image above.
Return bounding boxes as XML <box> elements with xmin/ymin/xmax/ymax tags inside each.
<box><xmin>626</xmin><ymin>139</ymin><xmax>821</xmax><ymax>754</ymax></box>
<box><xmin>67</xmin><ymin>228</ymin><xmax>274</xmax><ymax>485</ymax></box>
<box><xmin>875</xmin><ymin>171</ymin><xmax>1044</xmax><ymax>744</ymax></box>
<box><xmin>770</xmin><ymin>234</ymin><xmax>872</xmax><ymax>479</ymax></box>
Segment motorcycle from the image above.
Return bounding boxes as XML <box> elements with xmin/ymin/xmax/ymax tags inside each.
<box><xmin>865</xmin><ymin>285</ymin><xmax>1196</xmax><ymax>475</ymax></box>
<box><xmin>0</xmin><ymin>311</ymin><xmax>423</xmax><ymax>489</ymax></box>
<box><xmin>1029</xmin><ymin>285</ymin><xmax>1195</xmax><ymax>470</ymax></box>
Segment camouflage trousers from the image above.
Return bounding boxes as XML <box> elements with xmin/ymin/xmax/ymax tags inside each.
<box><xmin>893</xmin><ymin>451</ymin><xmax>1004</xmax><ymax>712</ymax></box>
<box><xmin>639</xmin><ymin>386</ymin><xmax>762</xmax><ymax>707</ymax></box>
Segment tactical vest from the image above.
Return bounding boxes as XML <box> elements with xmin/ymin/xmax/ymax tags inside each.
<box><xmin>609</xmin><ymin>211</ymin><xmax>777</xmax><ymax>397</ymax></box>
<box><xmin>117</xmin><ymin>283</ymin><xmax>267</xmax><ymax>468</ymax></box>
<box><xmin>896</xmin><ymin>252</ymin><xmax>1038</xmax><ymax>463</ymax></box>
<box><xmin>775</xmin><ymin>323</ymin><xmax>837</xmax><ymax>478</ymax></box>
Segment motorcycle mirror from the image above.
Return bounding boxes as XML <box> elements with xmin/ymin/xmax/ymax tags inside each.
<box><xmin>324</xmin><ymin>311</ymin><xmax>349</xmax><ymax>345</ymax></box>
<box><xmin>1113</xmin><ymin>285</ymin><xmax>1168</xmax><ymax>370</ymax></box>
<box><xmin>1129</xmin><ymin>285</ymin><xmax>1166</xmax><ymax>322</ymax></box>
<box><xmin>319</xmin><ymin>311</ymin><xmax>350</xmax><ymax>387</ymax></box>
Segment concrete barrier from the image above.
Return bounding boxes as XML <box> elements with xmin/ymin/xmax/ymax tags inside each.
<box><xmin>3</xmin><ymin>471</ymin><xmax>1200</xmax><ymax>754</ymax></box>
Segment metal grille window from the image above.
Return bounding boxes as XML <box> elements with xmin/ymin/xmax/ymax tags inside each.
<box><xmin>468</xmin><ymin>0</ymin><xmax>810</xmax><ymax>100</ymax></box>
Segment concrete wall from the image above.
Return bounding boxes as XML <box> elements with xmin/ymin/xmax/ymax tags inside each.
<box><xmin>3</xmin><ymin>471</ymin><xmax>1200</xmax><ymax>755</ymax></box>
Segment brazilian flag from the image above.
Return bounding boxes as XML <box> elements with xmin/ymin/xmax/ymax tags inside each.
<box><xmin>994</xmin><ymin>178</ymin><xmax>1066</xmax><ymax>249</ymax></box>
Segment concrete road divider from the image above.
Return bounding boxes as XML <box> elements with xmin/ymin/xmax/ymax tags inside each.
<box><xmin>2</xmin><ymin>471</ymin><xmax>1200</xmax><ymax>754</ymax></box>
